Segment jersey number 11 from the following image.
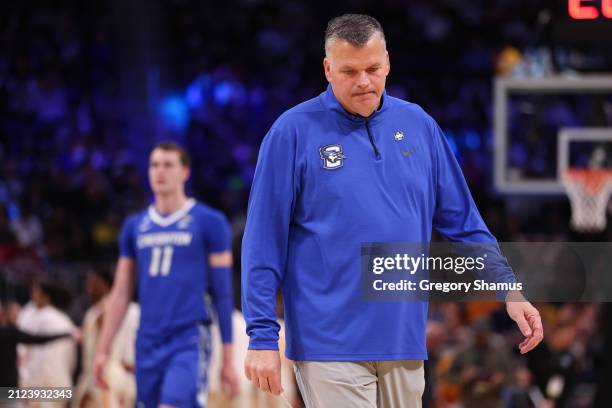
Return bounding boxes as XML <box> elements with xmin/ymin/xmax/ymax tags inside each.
<box><xmin>149</xmin><ymin>246</ymin><xmax>174</xmax><ymax>276</ymax></box>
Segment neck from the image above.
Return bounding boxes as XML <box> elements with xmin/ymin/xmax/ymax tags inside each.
<box><xmin>329</xmin><ymin>86</ymin><xmax>383</xmax><ymax>118</ymax></box>
<box><xmin>155</xmin><ymin>192</ymin><xmax>188</xmax><ymax>214</ymax></box>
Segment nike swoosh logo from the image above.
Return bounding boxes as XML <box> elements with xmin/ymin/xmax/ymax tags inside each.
<box><xmin>402</xmin><ymin>147</ymin><xmax>417</xmax><ymax>158</ymax></box>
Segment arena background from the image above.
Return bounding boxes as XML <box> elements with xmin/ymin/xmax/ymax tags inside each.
<box><xmin>1</xmin><ymin>0</ymin><xmax>611</xmax><ymax>407</ymax></box>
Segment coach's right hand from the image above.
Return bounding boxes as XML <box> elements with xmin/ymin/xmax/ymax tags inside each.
<box><xmin>245</xmin><ymin>349</ymin><xmax>283</xmax><ymax>396</ymax></box>
<box><xmin>93</xmin><ymin>352</ymin><xmax>109</xmax><ymax>389</ymax></box>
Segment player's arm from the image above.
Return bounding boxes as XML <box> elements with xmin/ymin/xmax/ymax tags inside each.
<box><xmin>209</xmin><ymin>250</ymin><xmax>233</xmax><ymax>343</ymax></box>
<box><xmin>208</xmin><ymin>248</ymin><xmax>238</xmax><ymax>397</ymax></box>
<box><xmin>93</xmin><ymin>256</ymin><xmax>135</xmax><ymax>388</ymax></box>
<box><xmin>205</xmin><ymin>211</ymin><xmax>237</xmax><ymax>396</ymax></box>
<box><xmin>205</xmin><ymin>211</ymin><xmax>235</xmax><ymax>345</ymax></box>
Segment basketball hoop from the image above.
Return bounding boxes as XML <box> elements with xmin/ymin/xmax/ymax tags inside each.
<box><xmin>562</xmin><ymin>168</ymin><xmax>612</xmax><ymax>232</ymax></box>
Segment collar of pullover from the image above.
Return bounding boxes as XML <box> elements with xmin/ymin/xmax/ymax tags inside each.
<box><xmin>322</xmin><ymin>84</ymin><xmax>388</xmax><ymax>126</ymax></box>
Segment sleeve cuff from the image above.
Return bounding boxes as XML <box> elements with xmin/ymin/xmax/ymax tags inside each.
<box><xmin>248</xmin><ymin>340</ymin><xmax>279</xmax><ymax>350</ymax></box>
<box><xmin>497</xmin><ymin>289</ymin><xmax>510</xmax><ymax>302</ymax></box>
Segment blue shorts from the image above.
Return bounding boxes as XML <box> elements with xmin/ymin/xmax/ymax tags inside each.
<box><xmin>135</xmin><ymin>324</ymin><xmax>212</xmax><ymax>408</ymax></box>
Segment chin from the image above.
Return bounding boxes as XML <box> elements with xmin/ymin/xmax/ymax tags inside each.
<box><xmin>356</xmin><ymin>107</ymin><xmax>376</xmax><ymax>117</ymax></box>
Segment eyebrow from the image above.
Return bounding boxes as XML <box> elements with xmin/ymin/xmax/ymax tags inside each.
<box><xmin>339</xmin><ymin>63</ymin><xmax>381</xmax><ymax>71</ymax></box>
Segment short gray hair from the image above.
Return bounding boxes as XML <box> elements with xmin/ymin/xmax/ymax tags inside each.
<box><xmin>324</xmin><ymin>14</ymin><xmax>386</xmax><ymax>57</ymax></box>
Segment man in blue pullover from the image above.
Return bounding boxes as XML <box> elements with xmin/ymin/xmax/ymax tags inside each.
<box><xmin>242</xmin><ymin>14</ymin><xmax>543</xmax><ymax>407</ymax></box>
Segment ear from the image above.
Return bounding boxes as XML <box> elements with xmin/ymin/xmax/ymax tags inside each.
<box><xmin>182</xmin><ymin>166</ymin><xmax>191</xmax><ymax>182</ymax></box>
<box><xmin>323</xmin><ymin>57</ymin><xmax>332</xmax><ymax>83</ymax></box>
<box><xmin>385</xmin><ymin>51</ymin><xmax>391</xmax><ymax>76</ymax></box>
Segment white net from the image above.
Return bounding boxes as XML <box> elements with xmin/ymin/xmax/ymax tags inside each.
<box><xmin>562</xmin><ymin>169</ymin><xmax>612</xmax><ymax>232</ymax></box>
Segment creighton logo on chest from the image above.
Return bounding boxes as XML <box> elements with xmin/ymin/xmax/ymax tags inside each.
<box><xmin>319</xmin><ymin>144</ymin><xmax>346</xmax><ymax>170</ymax></box>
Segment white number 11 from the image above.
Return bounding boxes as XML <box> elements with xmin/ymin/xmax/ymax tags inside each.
<box><xmin>149</xmin><ymin>246</ymin><xmax>174</xmax><ymax>276</ymax></box>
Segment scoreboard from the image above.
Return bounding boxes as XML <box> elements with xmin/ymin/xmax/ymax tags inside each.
<box><xmin>553</xmin><ymin>0</ymin><xmax>612</xmax><ymax>43</ymax></box>
<box><xmin>568</xmin><ymin>0</ymin><xmax>612</xmax><ymax>19</ymax></box>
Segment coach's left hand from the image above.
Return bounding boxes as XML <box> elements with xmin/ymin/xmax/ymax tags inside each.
<box><xmin>506</xmin><ymin>290</ymin><xmax>544</xmax><ymax>354</ymax></box>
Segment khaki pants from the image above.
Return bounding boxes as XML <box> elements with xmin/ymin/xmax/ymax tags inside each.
<box><xmin>294</xmin><ymin>360</ymin><xmax>424</xmax><ymax>408</ymax></box>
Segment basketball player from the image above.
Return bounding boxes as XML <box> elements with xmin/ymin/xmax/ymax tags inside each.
<box><xmin>94</xmin><ymin>141</ymin><xmax>238</xmax><ymax>407</ymax></box>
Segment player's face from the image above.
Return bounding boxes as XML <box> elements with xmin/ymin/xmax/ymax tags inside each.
<box><xmin>324</xmin><ymin>34</ymin><xmax>390</xmax><ymax>117</ymax></box>
<box><xmin>148</xmin><ymin>148</ymin><xmax>189</xmax><ymax>195</ymax></box>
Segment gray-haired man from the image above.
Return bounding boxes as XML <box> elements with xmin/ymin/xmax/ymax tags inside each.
<box><xmin>242</xmin><ymin>14</ymin><xmax>543</xmax><ymax>407</ymax></box>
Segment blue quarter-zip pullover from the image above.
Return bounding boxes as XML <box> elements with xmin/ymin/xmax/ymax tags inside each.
<box><xmin>242</xmin><ymin>85</ymin><xmax>514</xmax><ymax>361</ymax></box>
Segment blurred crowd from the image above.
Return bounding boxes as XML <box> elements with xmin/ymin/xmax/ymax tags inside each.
<box><xmin>1</xmin><ymin>275</ymin><xmax>609</xmax><ymax>407</ymax></box>
<box><xmin>1</xmin><ymin>0</ymin><xmax>612</xmax><ymax>407</ymax></box>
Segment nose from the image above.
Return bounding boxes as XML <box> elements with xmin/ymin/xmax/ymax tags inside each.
<box><xmin>356</xmin><ymin>71</ymin><xmax>369</xmax><ymax>88</ymax></box>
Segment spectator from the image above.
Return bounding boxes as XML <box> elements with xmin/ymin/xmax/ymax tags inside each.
<box><xmin>10</xmin><ymin>199</ymin><xmax>43</xmax><ymax>252</ymax></box>
<box><xmin>448</xmin><ymin>319</ymin><xmax>513</xmax><ymax>408</ymax></box>
<box><xmin>17</xmin><ymin>281</ymin><xmax>76</xmax><ymax>398</ymax></box>
<box><xmin>527</xmin><ymin>321</ymin><xmax>577</xmax><ymax>407</ymax></box>
<box><xmin>0</xmin><ymin>204</ymin><xmax>18</xmax><ymax>261</ymax></box>
<box><xmin>0</xmin><ymin>301</ymin><xmax>76</xmax><ymax>389</ymax></box>
<box><xmin>74</xmin><ymin>268</ymin><xmax>139</xmax><ymax>408</ymax></box>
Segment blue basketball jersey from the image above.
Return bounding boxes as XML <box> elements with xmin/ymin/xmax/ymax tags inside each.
<box><xmin>119</xmin><ymin>199</ymin><xmax>232</xmax><ymax>339</ymax></box>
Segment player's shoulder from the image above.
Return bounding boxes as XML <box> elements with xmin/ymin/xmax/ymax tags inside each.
<box><xmin>191</xmin><ymin>201</ymin><xmax>230</xmax><ymax>226</ymax></box>
<box><xmin>121</xmin><ymin>208</ymin><xmax>149</xmax><ymax>230</ymax></box>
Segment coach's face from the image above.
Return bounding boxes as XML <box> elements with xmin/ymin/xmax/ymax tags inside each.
<box><xmin>149</xmin><ymin>148</ymin><xmax>190</xmax><ymax>196</ymax></box>
<box><xmin>324</xmin><ymin>33</ymin><xmax>390</xmax><ymax>117</ymax></box>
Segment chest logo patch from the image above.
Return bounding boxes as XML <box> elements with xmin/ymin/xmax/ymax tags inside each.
<box><xmin>177</xmin><ymin>215</ymin><xmax>193</xmax><ymax>229</ymax></box>
<box><xmin>394</xmin><ymin>131</ymin><xmax>404</xmax><ymax>141</ymax></box>
<box><xmin>139</xmin><ymin>216</ymin><xmax>152</xmax><ymax>232</ymax></box>
<box><xmin>319</xmin><ymin>144</ymin><xmax>346</xmax><ymax>170</ymax></box>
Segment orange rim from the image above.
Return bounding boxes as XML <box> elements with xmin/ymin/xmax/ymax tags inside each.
<box><xmin>563</xmin><ymin>168</ymin><xmax>612</xmax><ymax>195</ymax></box>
